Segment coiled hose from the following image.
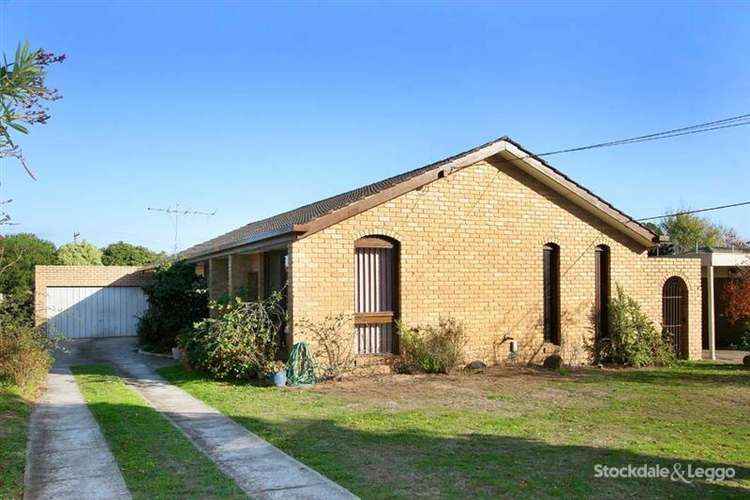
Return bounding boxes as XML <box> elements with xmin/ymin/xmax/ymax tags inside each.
<box><xmin>286</xmin><ymin>341</ymin><xmax>316</xmax><ymax>385</ymax></box>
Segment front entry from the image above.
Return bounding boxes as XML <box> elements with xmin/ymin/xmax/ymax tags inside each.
<box><xmin>662</xmin><ymin>277</ymin><xmax>689</xmax><ymax>358</ymax></box>
<box><xmin>263</xmin><ymin>249</ymin><xmax>289</xmax><ymax>350</ymax></box>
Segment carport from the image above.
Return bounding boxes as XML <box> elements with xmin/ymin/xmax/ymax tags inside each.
<box><xmin>680</xmin><ymin>247</ymin><xmax>750</xmax><ymax>358</ymax></box>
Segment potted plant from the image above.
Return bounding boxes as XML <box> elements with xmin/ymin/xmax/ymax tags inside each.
<box><xmin>266</xmin><ymin>360</ymin><xmax>287</xmax><ymax>387</ymax></box>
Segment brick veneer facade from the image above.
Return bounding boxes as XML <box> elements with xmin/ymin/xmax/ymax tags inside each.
<box><xmin>289</xmin><ymin>158</ymin><xmax>702</xmax><ymax>364</ymax></box>
<box><xmin>34</xmin><ymin>265</ymin><xmax>153</xmax><ymax>327</ymax></box>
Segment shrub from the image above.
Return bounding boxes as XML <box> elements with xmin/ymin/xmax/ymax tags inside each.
<box><xmin>590</xmin><ymin>285</ymin><xmax>676</xmax><ymax>368</ymax></box>
<box><xmin>731</xmin><ymin>329</ymin><xmax>750</xmax><ymax>352</ymax></box>
<box><xmin>743</xmin><ymin>354</ymin><xmax>750</xmax><ymax>368</ymax></box>
<box><xmin>137</xmin><ymin>261</ymin><xmax>208</xmax><ymax>352</ymax></box>
<box><xmin>0</xmin><ymin>297</ymin><xmax>53</xmax><ymax>392</ymax></box>
<box><xmin>296</xmin><ymin>314</ymin><xmax>354</xmax><ymax>380</ymax></box>
<box><xmin>543</xmin><ymin>354</ymin><xmax>563</xmax><ymax>370</ymax></box>
<box><xmin>179</xmin><ymin>293</ymin><xmax>285</xmax><ymax>380</ymax></box>
<box><xmin>397</xmin><ymin>317</ymin><xmax>467</xmax><ymax>374</ymax></box>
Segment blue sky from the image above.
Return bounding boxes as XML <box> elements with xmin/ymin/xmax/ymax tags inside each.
<box><xmin>2</xmin><ymin>1</ymin><xmax>749</xmax><ymax>252</ymax></box>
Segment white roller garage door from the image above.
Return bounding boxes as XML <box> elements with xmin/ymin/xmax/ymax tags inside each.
<box><xmin>45</xmin><ymin>287</ymin><xmax>148</xmax><ymax>338</ymax></box>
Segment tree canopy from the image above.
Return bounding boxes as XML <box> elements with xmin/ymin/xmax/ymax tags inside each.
<box><xmin>57</xmin><ymin>240</ymin><xmax>102</xmax><ymax>265</ymax></box>
<box><xmin>0</xmin><ymin>233</ymin><xmax>58</xmax><ymax>298</ymax></box>
<box><xmin>648</xmin><ymin>211</ymin><xmax>748</xmax><ymax>253</ymax></box>
<box><xmin>101</xmin><ymin>241</ymin><xmax>163</xmax><ymax>266</ymax></box>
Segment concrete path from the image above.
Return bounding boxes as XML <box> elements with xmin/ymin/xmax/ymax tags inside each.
<box><xmin>702</xmin><ymin>349</ymin><xmax>749</xmax><ymax>363</ymax></box>
<box><xmin>54</xmin><ymin>338</ymin><xmax>356</xmax><ymax>500</ymax></box>
<box><xmin>24</xmin><ymin>368</ymin><xmax>131</xmax><ymax>500</ymax></box>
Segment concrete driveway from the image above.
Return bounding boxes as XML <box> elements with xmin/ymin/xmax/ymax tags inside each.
<box><xmin>25</xmin><ymin>337</ymin><xmax>356</xmax><ymax>500</ymax></box>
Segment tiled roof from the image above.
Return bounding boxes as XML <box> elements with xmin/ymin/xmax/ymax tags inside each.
<box><xmin>180</xmin><ymin>135</ymin><xmax>658</xmax><ymax>259</ymax></box>
<box><xmin>179</xmin><ymin>137</ymin><xmax>510</xmax><ymax>259</ymax></box>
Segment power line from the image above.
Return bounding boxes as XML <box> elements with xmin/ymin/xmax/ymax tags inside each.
<box><xmin>636</xmin><ymin>201</ymin><xmax>750</xmax><ymax>222</ymax></box>
<box><xmin>520</xmin><ymin>112</ymin><xmax>750</xmax><ymax>160</ymax></box>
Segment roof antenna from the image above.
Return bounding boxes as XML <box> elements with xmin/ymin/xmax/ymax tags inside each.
<box><xmin>73</xmin><ymin>232</ymin><xmax>80</xmax><ymax>244</ymax></box>
<box><xmin>147</xmin><ymin>203</ymin><xmax>216</xmax><ymax>256</ymax></box>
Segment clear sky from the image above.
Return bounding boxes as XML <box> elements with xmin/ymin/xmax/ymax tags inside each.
<box><xmin>2</xmin><ymin>1</ymin><xmax>749</xmax><ymax>253</ymax></box>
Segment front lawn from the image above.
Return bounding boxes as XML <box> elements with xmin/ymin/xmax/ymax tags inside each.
<box><xmin>159</xmin><ymin>362</ymin><xmax>750</xmax><ymax>499</ymax></box>
<box><xmin>0</xmin><ymin>385</ymin><xmax>32</xmax><ymax>499</ymax></box>
<box><xmin>72</xmin><ymin>365</ymin><xmax>245</xmax><ymax>500</ymax></box>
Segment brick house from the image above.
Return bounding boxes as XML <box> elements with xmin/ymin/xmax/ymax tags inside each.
<box><xmin>180</xmin><ymin>137</ymin><xmax>702</xmax><ymax>365</ymax></box>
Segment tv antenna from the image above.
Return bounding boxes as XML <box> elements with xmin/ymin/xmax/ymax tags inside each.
<box><xmin>73</xmin><ymin>232</ymin><xmax>80</xmax><ymax>244</ymax></box>
<box><xmin>147</xmin><ymin>204</ymin><xmax>216</xmax><ymax>255</ymax></box>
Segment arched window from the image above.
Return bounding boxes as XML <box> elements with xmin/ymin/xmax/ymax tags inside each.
<box><xmin>663</xmin><ymin>276</ymin><xmax>689</xmax><ymax>358</ymax></box>
<box><xmin>543</xmin><ymin>243</ymin><xmax>560</xmax><ymax>345</ymax></box>
<box><xmin>354</xmin><ymin>236</ymin><xmax>399</xmax><ymax>354</ymax></box>
<box><xmin>595</xmin><ymin>245</ymin><xmax>611</xmax><ymax>339</ymax></box>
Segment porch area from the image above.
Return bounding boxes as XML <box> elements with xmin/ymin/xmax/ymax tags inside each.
<box><xmin>681</xmin><ymin>247</ymin><xmax>750</xmax><ymax>358</ymax></box>
<box><xmin>194</xmin><ymin>247</ymin><xmax>289</xmax><ymax>304</ymax></box>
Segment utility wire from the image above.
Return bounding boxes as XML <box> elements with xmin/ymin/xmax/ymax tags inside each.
<box><xmin>520</xmin><ymin>112</ymin><xmax>750</xmax><ymax>159</ymax></box>
<box><xmin>636</xmin><ymin>201</ymin><xmax>750</xmax><ymax>222</ymax></box>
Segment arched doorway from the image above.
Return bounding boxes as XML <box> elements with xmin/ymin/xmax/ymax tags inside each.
<box><xmin>662</xmin><ymin>277</ymin><xmax>689</xmax><ymax>358</ymax></box>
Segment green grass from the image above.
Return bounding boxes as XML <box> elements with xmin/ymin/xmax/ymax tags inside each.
<box><xmin>0</xmin><ymin>384</ymin><xmax>32</xmax><ymax>499</ymax></box>
<box><xmin>71</xmin><ymin>365</ymin><xmax>245</xmax><ymax>500</ymax></box>
<box><xmin>159</xmin><ymin>362</ymin><xmax>750</xmax><ymax>499</ymax></box>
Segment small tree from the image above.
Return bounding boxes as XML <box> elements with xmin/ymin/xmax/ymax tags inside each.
<box><xmin>57</xmin><ymin>240</ymin><xmax>102</xmax><ymax>265</ymax></box>
<box><xmin>724</xmin><ymin>270</ymin><xmax>750</xmax><ymax>350</ymax></box>
<box><xmin>101</xmin><ymin>241</ymin><xmax>164</xmax><ymax>266</ymax></box>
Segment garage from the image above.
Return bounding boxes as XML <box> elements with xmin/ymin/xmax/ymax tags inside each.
<box><xmin>35</xmin><ymin>265</ymin><xmax>153</xmax><ymax>338</ymax></box>
<box><xmin>45</xmin><ymin>286</ymin><xmax>148</xmax><ymax>338</ymax></box>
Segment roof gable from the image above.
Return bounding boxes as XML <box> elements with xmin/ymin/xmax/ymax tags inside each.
<box><xmin>181</xmin><ymin>137</ymin><xmax>658</xmax><ymax>260</ymax></box>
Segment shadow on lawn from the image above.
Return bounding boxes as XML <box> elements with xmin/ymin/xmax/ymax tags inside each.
<box><xmin>507</xmin><ymin>362</ymin><xmax>750</xmax><ymax>390</ymax></box>
<box><xmin>226</xmin><ymin>413</ymin><xmax>750</xmax><ymax>499</ymax></box>
<box><xmin>572</xmin><ymin>363</ymin><xmax>750</xmax><ymax>389</ymax></box>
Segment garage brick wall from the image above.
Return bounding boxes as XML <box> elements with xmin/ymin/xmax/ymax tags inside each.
<box><xmin>34</xmin><ymin>265</ymin><xmax>154</xmax><ymax>327</ymax></box>
<box><xmin>290</xmin><ymin>158</ymin><xmax>702</xmax><ymax>364</ymax></box>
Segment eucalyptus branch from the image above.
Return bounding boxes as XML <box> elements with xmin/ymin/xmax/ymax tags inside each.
<box><xmin>0</xmin><ymin>42</ymin><xmax>65</xmax><ymax>179</ymax></box>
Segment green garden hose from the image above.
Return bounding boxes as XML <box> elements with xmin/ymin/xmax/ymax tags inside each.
<box><xmin>286</xmin><ymin>342</ymin><xmax>316</xmax><ymax>385</ymax></box>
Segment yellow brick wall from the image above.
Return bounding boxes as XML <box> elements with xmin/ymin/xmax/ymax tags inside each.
<box><xmin>34</xmin><ymin>265</ymin><xmax>153</xmax><ymax>326</ymax></box>
<box><xmin>290</xmin><ymin>158</ymin><xmax>702</xmax><ymax>364</ymax></box>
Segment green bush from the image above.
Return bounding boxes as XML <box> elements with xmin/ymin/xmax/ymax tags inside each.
<box><xmin>0</xmin><ymin>297</ymin><xmax>53</xmax><ymax>392</ymax></box>
<box><xmin>730</xmin><ymin>328</ymin><xmax>750</xmax><ymax>351</ymax></box>
<box><xmin>137</xmin><ymin>261</ymin><xmax>208</xmax><ymax>352</ymax></box>
<box><xmin>179</xmin><ymin>293</ymin><xmax>285</xmax><ymax>380</ymax></box>
<box><xmin>397</xmin><ymin>317</ymin><xmax>467</xmax><ymax>374</ymax></box>
<box><xmin>591</xmin><ymin>285</ymin><xmax>676</xmax><ymax>368</ymax></box>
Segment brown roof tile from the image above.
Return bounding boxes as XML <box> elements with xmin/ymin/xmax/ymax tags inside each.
<box><xmin>180</xmin><ymin>136</ymin><xmax>657</xmax><ymax>259</ymax></box>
